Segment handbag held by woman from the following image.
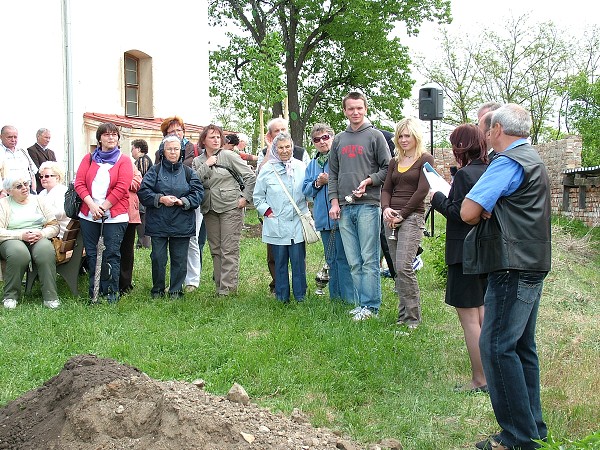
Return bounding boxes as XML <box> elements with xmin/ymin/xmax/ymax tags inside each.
<box><xmin>272</xmin><ymin>169</ymin><xmax>320</xmax><ymax>244</ymax></box>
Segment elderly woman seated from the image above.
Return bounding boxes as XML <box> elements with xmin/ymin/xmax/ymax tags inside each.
<box><xmin>0</xmin><ymin>173</ymin><xmax>60</xmax><ymax>309</ymax></box>
<box><xmin>38</xmin><ymin>161</ymin><xmax>70</xmax><ymax>238</ymax></box>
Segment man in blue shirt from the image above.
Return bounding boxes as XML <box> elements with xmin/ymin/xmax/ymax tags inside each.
<box><xmin>462</xmin><ymin>104</ymin><xmax>551</xmax><ymax>450</ymax></box>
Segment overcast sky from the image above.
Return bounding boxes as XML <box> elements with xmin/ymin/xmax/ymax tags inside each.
<box><xmin>398</xmin><ymin>0</ymin><xmax>597</xmax><ymax>117</ymax></box>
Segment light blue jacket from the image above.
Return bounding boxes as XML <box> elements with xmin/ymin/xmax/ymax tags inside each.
<box><xmin>253</xmin><ymin>159</ymin><xmax>308</xmax><ymax>245</ymax></box>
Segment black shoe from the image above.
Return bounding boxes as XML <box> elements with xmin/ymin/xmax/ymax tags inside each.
<box><xmin>119</xmin><ymin>285</ymin><xmax>134</xmax><ymax>296</ymax></box>
<box><xmin>455</xmin><ymin>383</ymin><xmax>489</xmax><ymax>394</ymax></box>
<box><xmin>476</xmin><ymin>436</ymin><xmax>510</xmax><ymax>450</ymax></box>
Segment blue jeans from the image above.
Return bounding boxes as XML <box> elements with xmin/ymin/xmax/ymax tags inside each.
<box><xmin>271</xmin><ymin>241</ymin><xmax>307</xmax><ymax>302</ymax></box>
<box><xmin>338</xmin><ymin>204</ymin><xmax>381</xmax><ymax>311</ymax></box>
<box><xmin>480</xmin><ymin>270</ymin><xmax>548</xmax><ymax>449</ymax></box>
<box><xmin>151</xmin><ymin>236</ymin><xmax>190</xmax><ymax>296</ymax></box>
<box><xmin>321</xmin><ymin>228</ymin><xmax>354</xmax><ymax>303</ymax></box>
<box><xmin>80</xmin><ymin>219</ymin><xmax>127</xmax><ymax>302</ymax></box>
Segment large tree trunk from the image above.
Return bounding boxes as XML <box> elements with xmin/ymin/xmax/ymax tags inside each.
<box><xmin>286</xmin><ymin>71</ymin><xmax>305</xmax><ymax>148</ymax></box>
<box><xmin>272</xmin><ymin>101</ymin><xmax>284</xmax><ymax>121</ymax></box>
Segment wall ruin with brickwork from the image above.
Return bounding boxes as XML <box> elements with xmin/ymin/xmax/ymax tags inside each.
<box><xmin>429</xmin><ymin>136</ymin><xmax>599</xmax><ymax>227</ymax></box>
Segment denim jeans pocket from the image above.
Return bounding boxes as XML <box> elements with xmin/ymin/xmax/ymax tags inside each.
<box><xmin>517</xmin><ymin>271</ymin><xmax>546</xmax><ymax>305</ymax></box>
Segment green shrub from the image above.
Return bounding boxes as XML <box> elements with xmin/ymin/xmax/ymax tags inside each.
<box><xmin>423</xmin><ymin>232</ymin><xmax>447</xmax><ymax>282</ymax></box>
<box><xmin>535</xmin><ymin>431</ymin><xmax>600</xmax><ymax>450</ymax></box>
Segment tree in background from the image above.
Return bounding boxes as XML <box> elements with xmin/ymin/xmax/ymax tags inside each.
<box><xmin>417</xmin><ymin>14</ymin><xmax>572</xmax><ymax>144</ymax></box>
<box><xmin>564</xmin><ymin>27</ymin><xmax>600</xmax><ymax>166</ymax></box>
<box><xmin>566</xmin><ymin>73</ymin><xmax>600</xmax><ymax>166</ymax></box>
<box><xmin>415</xmin><ymin>29</ymin><xmax>483</xmax><ymax>126</ymax></box>
<box><xmin>209</xmin><ymin>0</ymin><xmax>451</xmax><ymax>147</ymax></box>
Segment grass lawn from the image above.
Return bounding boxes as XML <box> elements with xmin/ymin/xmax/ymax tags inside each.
<box><xmin>1</xmin><ymin>214</ymin><xmax>598</xmax><ymax>449</ymax></box>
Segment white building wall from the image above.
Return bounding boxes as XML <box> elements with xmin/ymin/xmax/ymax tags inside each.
<box><xmin>2</xmin><ymin>0</ymin><xmax>209</xmax><ymax>172</ymax></box>
<box><xmin>2</xmin><ymin>1</ymin><xmax>66</xmax><ymax>164</ymax></box>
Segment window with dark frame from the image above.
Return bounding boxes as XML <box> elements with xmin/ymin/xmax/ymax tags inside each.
<box><xmin>125</xmin><ymin>54</ymin><xmax>139</xmax><ymax>117</ymax></box>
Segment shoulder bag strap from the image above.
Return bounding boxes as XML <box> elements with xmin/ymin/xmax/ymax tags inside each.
<box><xmin>213</xmin><ymin>152</ymin><xmax>245</xmax><ymax>190</ymax></box>
<box><xmin>272</xmin><ymin>167</ymin><xmax>303</xmax><ymax>218</ymax></box>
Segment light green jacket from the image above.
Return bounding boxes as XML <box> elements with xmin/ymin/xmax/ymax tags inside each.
<box><xmin>0</xmin><ymin>195</ymin><xmax>59</xmax><ymax>243</ymax></box>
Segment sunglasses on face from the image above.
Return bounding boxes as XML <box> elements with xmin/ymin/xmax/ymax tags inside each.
<box><xmin>14</xmin><ymin>181</ymin><xmax>31</xmax><ymax>190</ymax></box>
<box><xmin>312</xmin><ymin>134</ymin><xmax>331</xmax><ymax>143</ymax></box>
<box><xmin>41</xmin><ymin>174</ymin><xmax>57</xmax><ymax>179</ymax></box>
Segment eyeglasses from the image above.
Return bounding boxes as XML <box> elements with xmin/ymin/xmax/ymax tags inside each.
<box><xmin>41</xmin><ymin>174</ymin><xmax>57</xmax><ymax>179</ymax></box>
<box><xmin>13</xmin><ymin>181</ymin><xmax>31</xmax><ymax>189</ymax></box>
<box><xmin>312</xmin><ymin>134</ymin><xmax>331</xmax><ymax>143</ymax></box>
<box><xmin>165</xmin><ymin>148</ymin><xmax>181</xmax><ymax>153</ymax></box>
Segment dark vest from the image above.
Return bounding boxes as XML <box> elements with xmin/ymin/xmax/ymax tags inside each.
<box><xmin>463</xmin><ymin>143</ymin><xmax>551</xmax><ymax>274</ymax></box>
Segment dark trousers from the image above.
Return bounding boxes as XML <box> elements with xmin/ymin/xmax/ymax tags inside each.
<box><xmin>150</xmin><ymin>236</ymin><xmax>190</xmax><ymax>296</ymax></box>
<box><xmin>119</xmin><ymin>223</ymin><xmax>137</xmax><ymax>293</ymax></box>
<box><xmin>380</xmin><ymin>216</ymin><xmax>396</xmax><ymax>278</ymax></box>
<box><xmin>267</xmin><ymin>243</ymin><xmax>276</xmax><ymax>293</ymax></box>
<box><xmin>199</xmin><ymin>219</ymin><xmax>207</xmax><ymax>272</ymax></box>
<box><xmin>80</xmin><ymin>219</ymin><xmax>127</xmax><ymax>302</ymax></box>
<box><xmin>136</xmin><ymin>212</ymin><xmax>151</xmax><ymax>248</ymax></box>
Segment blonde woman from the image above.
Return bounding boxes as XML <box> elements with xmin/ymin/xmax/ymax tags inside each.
<box><xmin>38</xmin><ymin>161</ymin><xmax>70</xmax><ymax>238</ymax></box>
<box><xmin>381</xmin><ymin>117</ymin><xmax>434</xmax><ymax>329</ymax></box>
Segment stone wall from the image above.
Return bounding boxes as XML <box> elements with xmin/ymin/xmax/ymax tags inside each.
<box><xmin>430</xmin><ymin>136</ymin><xmax>600</xmax><ymax>227</ymax></box>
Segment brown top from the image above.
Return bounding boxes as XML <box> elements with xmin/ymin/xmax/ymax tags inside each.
<box><xmin>381</xmin><ymin>153</ymin><xmax>434</xmax><ymax>219</ymax></box>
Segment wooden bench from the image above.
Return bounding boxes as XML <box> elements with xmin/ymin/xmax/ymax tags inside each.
<box><xmin>25</xmin><ymin>219</ymin><xmax>84</xmax><ymax>297</ymax></box>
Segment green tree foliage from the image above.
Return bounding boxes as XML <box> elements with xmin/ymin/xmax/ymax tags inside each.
<box><xmin>566</xmin><ymin>72</ymin><xmax>600</xmax><ymax>166</ymax></box>
<box><xmin>564</xmin><ymin>27</ymin><xmax>600</xmax><ymax>167</ymax></box>
<box><xmin>209</xmin><ymin>0</ymin><xmax>451</xmax><ymax>146</ymax></box>
<box><xmin>415</xmin><ymin>29</ymin><xmax>483</xmax><ymax>126</ymax></box>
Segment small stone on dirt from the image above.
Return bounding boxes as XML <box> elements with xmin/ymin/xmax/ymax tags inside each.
<box><xmin>227</xmin><ymin>382</ymin><xmax>250</xmax><ymax>405</ymax></box>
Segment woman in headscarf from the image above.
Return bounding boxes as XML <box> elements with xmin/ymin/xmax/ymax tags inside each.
<box><xmin>253</xmin><ymin>132</ymin><xmax>309</xmax><ymax>303</ymax></box>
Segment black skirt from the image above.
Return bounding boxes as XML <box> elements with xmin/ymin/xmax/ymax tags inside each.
<box><xmin>445</xmin><ymin>263</ymin><xmax>486</xmax><ymax>308</ymax></box>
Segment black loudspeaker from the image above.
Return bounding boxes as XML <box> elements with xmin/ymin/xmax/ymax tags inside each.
<box><xmin>418</xmin><ymin>86</ymin><xmax>444</xmax><ymax>120</ymax></box>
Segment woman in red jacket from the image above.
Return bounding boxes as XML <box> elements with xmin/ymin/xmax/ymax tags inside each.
<box><xmin>74</xmin><ymin>122</ymin><xmax>133</xmax><ymax>303</ymax></box>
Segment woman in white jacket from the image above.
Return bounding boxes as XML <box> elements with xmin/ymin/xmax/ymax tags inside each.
<box><xmin>253</xmin><ymin>132</ymin><xmax>308</xmax><ymax>303</ymax></box>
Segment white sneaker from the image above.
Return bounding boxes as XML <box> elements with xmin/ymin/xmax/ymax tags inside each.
<box><xmin>348</xmin><ymin>306</ymin><xmax>362</xmax><ymax>315</ymax></box>
<box><xmin>43</xmin><ymin>299</ymin><xmax>61</xmax><ymax>309</ymax></box>
<box><xmin>352</xmin><ymin>306</ymin><xmax>377</xmax><ymax>321</ymax></box>
<box><xmin>412</xmin><ymin>255</ymin><xmax>424</xmax><ymax>271</ymax></box>
<box><xmin>3</xmin><ymin>298</ymin><xmax>17</xmax><ymax>309</ymax></box>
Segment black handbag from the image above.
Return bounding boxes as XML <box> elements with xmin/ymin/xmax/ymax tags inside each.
<box><xmin>64</xmin><ymin>181</ymin><xmax>83</xmax><ymax>219</ymax></box>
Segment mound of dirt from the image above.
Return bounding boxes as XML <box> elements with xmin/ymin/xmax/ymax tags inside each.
<box><xmin>0</xmin><ymin>355</ymin><xmax>372</xmax><ymax>450</ymax></box>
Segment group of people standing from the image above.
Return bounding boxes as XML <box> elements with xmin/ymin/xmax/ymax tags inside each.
<box><xmin>75</xmin><ymin>119</ymin><xmax>259</xmax><ymax>303</ymax></box>
<box><xmin>264</xmin><ymin>95</ymin><xmax>550</xmax><ymax>450</ymax></box>
<box><xmin>1</xmin><ymin>95</ymin><xmax>551</xmax><ymax>450</ymax></box>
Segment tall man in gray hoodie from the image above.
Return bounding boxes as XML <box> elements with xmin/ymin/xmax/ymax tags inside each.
<box><xmin>328</xmin><ymin>92</ymin><xmax>391</xmax><ymax>320</ymax></box>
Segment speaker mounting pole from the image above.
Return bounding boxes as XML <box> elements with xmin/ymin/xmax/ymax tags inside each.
<box><xmin>418</xmin><ymin>84</ymin><xmax>444</xmax><ymax>238</ymax></box>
